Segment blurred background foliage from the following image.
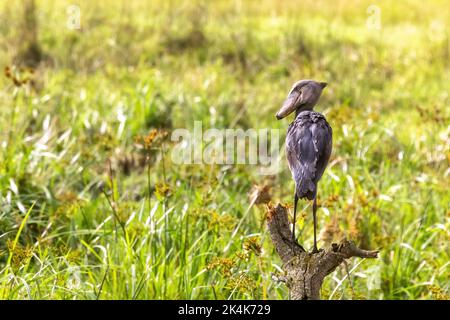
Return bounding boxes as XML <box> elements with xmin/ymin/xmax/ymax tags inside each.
<box><xmin>0</xmin><ymin>0</ymin><xmax>448</xmax><ymax>299</ymax></box>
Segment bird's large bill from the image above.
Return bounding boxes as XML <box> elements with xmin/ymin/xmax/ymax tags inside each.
<box><xmin>276</xmin><ymin>90</ymin><xmax>302</xmax><ymax>119</ymax></box>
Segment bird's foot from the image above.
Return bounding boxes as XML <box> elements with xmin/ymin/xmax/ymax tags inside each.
<box><xmin>295</xmin><ymin>240</ymin><xmax>305</xmax><ymax>252</ymax></box>
<box><xmin>290</xmin><ymin>237</ymin><xmax>305</xmax><ymax>252</ymax></box>
<box><xmin>311</xmin><ymin>247</ymin><xmax>321</xmax><ymax>254</ymax></box>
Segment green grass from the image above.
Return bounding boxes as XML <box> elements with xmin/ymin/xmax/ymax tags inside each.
<box><xmin>0</xmin><ymin>0</ymin><xmax>449</xmax><ymax>300</ymax></box>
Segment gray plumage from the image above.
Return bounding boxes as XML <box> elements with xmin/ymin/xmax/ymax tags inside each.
<box><xmin>276</xmin><ymin>79</ymin><xmax>332</xmax><ymax>253</ymax></box>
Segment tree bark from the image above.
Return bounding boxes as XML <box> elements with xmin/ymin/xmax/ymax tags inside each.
<box><xmin>267</xmin><ymin>203</ymin><xmax>378</xmax><ymax>300</ymax></box>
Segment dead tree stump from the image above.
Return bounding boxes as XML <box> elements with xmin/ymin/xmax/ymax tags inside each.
<box><xmin>267</xmin><ymin>203</ymin><xmax>378</xmax><ymax>300</ymax></box>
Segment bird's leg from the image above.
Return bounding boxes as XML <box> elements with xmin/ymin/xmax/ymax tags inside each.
<box><xmin>311</xmin><ymin>195</ymin><xmax>319</xmax><ymax>254</ymax></box>
<box><xmin>292</xmin><ymin>192</ymin><xmax>299</xmax><ymax>244</ymax></box>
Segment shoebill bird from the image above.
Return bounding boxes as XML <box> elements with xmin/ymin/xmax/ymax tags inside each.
<box><xmin>276</xmin><ymin>80</ymin><xmax>332</xmax><ymax>253</ymax></box>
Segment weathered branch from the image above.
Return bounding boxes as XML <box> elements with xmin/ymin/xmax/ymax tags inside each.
<box><xmin>267</xmin><ymin>203</ymin><xmax>378</xmax><ymax>300</ymax></box>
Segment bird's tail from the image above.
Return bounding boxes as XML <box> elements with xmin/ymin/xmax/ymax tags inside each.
<box><xmin>296</xmin><ymin>179</ymin><xmax>316</xmax><ymax>200</ymax></box>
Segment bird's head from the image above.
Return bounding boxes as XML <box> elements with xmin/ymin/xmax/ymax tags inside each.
<box><xmin>276</xmin><ymin>80</ymin><xmax>327</xmax><ymax>120</ymax></box>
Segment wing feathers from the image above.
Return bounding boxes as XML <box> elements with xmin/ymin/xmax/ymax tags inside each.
<box><xmin>286</xmin><ymin>111</ymin><xmax>332</xmax><ymax>200</ymax></box>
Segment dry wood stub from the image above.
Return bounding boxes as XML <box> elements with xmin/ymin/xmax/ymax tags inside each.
<box><xmin>267</xmin><ymin>203</ymin><xmax>378</xmax><ymax>300</ymax></box>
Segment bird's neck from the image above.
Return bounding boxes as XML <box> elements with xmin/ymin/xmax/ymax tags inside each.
<box><xmin>295</xmin><ymin>106</ymin><xmax>314</xmax><ymax>117</ymax></box>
